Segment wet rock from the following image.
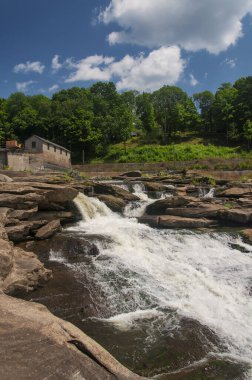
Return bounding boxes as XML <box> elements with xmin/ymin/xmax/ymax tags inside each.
<box><xmin>143</xmin><ymin>182</ymin><xmax>168</xmax><ymax>192</ymax></box>
<box><xmin>159</xmin><ymin>215</ymin><xmax>214</xmax><ymax>229</ymax></box>
<box><xmin>241</xmin><ymin>229</ymin><xmax>252</xmax><ymax>243</ymax></box>
<box><xmin>30</xmin><ymin>210</ymin><xmax>78</xmax><ymax>224</ymax></box>
<box><xmin>97</xmin><ymin>194</ymin><xmax>126</xmax><ymax>213</ymax></box>
<box><xmin>35</xmin><ymin>220</ymin><xmax>62</xmax><ymax>240</ymax></box>
<box><xmin>0</xmin><ymin>294</ymin><xmax>144</xmax><ymax>380</ymax></box>
<box><xmin>120</xmin><ymin>170</ymin><xmax>142</xmax><ymax>178</ymax></box>
<box><xmin>5</xmin><ymin>220</ymin><xmax>48</xmax><ymax>242</ymax></box>
<box><xmin>138</xmin><ymin>215</ymin><xmax>159</xmax><ymax>228</ymax></box>
<box><xmin>146</xmin><ymin>196</ymin><xmax>197</xmax><ymax>215</ymax></box>
<box><xmin>92</xmin><ymin>183</ymin><xmax>139</xmax><ymax>202</ymax></box>
<box><xmin>218</xmin><ymin>209</ymin><xmax>252</xmax><ymax>224</ymax></box>
<box><xmin>164</xmin><ymin>204</ymin><xmax>224</xmax><ymax>219</ymax></box>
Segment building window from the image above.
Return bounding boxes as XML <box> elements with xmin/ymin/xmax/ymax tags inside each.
<box><xmin>54</xmin><ymin>146</ymin><xmax>56</xmax><ymax>152</ymax></box>
<box><xmin>60</xmin><ymin>149</ymin><xmax>62</xmax><ymax>155</ymax></box>
<box><xmin>47</xmin><ymin>143</ymin><xmax>50</xmax><ymax>150</ymax></box>
<box><xmin>32</xmin><ymin>141</ymin><xmax>36</xmax><ymax>149</ymax></box>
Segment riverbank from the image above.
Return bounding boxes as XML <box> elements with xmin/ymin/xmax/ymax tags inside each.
<box><xmin>1</xmin><ymin>169</ymin><xmax>252</xmax><ymax>379</ymax></box>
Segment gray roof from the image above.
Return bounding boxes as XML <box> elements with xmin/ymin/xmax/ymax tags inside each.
<box><xmin>26</xmin><ymin>135</ymin><xmax>71</xmax><ymax>153</ymax></box>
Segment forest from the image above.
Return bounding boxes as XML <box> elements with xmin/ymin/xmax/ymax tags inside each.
<box><xmin>0</xmin><ymin>77</ymin><xmax>252</xmax><ymax>163</ymax></box>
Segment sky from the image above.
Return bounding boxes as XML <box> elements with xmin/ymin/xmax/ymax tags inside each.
<box><xmin>0</xmin><ymin>0</ymin><xmax>252</xmax><ymax>98</ymax></box>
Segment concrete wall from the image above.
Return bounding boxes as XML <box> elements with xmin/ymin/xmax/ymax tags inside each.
<box><xmin>41</xmin><ymin>143</ymin><xmax>71</xmax><ymax>168</ymax></box>
<box><xmin>7</xmin><ymin>152</ymin><xmax>30</xmax><ymax>171</ymax></box>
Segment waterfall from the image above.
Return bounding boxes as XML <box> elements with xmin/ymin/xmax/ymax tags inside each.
<box><xmin>74</xmin><ymin>192</ymin><xmax>112</xmax><ymax>221</ymax></box>
<box><xmin>62</xmin><ymin>192</ymin><xmax>252</xmax><ymax>373</ymax></box>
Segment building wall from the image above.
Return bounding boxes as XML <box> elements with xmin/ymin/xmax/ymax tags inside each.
<box><xmin>0</xmin><ymin>151</ymin><xmax>7</xmax><ymax>168</ymax></box>
<box><xmin>7</xmin><ymin>152</ymin><xmax>30</xmax><ymax>171</ymax></box>
<box><xmin>41</xmin><ymin>143</ymin><xmax>71</xmax><ymax>168</ymax></box>
<box><xmin>25</xmin><ymin>136</ymin><xmax>44</xmax><ymax>153</ymax></box>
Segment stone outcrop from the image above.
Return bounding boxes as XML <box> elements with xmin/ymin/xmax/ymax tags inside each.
<box><xmin>0</xmin><ymin>174</ymin><xmax>13</xmax><ymax>182</ymax></box>
<box><xmin>90</xmin><ymin>182</ymin><xmax>140</xmax><ymax>202</ymax></box>
<box><xmin>97</xmin><ymin>194</ymin><xmax>126</xmax><ymax>213</ymax></box>
<box><xmin>35</xmin><ymin>219</ymin><xmax>62</xmax><ymax>240</ymax></box>
<box><xmin>159</xmin><ymin>215</ymin><xmax>214</xmax><ymax>229</ymax></box>
<box><xmin>0</xmin><ymin>294</ymin><xmax>145</xmax><ymax>380</ymax></box>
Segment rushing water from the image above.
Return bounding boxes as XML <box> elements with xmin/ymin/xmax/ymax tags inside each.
<box><xmin>50</xmin><ymin>190</ymin><xmax>252</xmax><ymax>379</ymax></box>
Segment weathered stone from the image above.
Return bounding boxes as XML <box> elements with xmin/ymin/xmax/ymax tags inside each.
<box><xmin>146</xmin><ymin>196</ymin><xmax>197</xmax><ymax>215</ymax></box>
<box><xmin>144</xmin><ymin>182</ymin><xmax>169</xmax><ymax>192</ymax></box>
<box><xmin>0</xmin><ymin>294</ymin><xmax>145</xmax><ymax>380</ymax></box>
<box><xmin>0</xmin><ymin>174</ymin><xmax>13</xmax><ymax>182</ymax></box>
<box><xmin>120</xmin><ymin>170</ymin><xmax>142</xmax><ymax>177</ymax></box>
<box><xmin>35</xmin><ymin>219</ymin><xmax>62</xmax><ymax>240</ymax></box>
<box><xmin>164</xmin><ymin>204</ymin><xmax>224</xmax><ymax>219</ymax></box>
<box><xmin>97</xmin><ymin>194</ymin><xmax>126</xmax><ymax>213</ymax></box>
<box><xmin>2</xmin><ymin>247</ymin><xmax>52</xmax><ymax>295</ymax></box>
<box><xmin>5</xmin><ymin>223</ymin><xmax>32</xmax><ymax>242</ymax></box>
<box><xmin>30</xmin><ymin>210</ymin><xmax>77</xmax><ymax>223</ymax></box>
<box><xmin>0</xmin><ymin>238</ymin><xmax>14</xmax><ymax>283</ymax></box>
<box><xmin>138</xmin><ymin>215</ymin><xmax>159</xmax><ymax>228</ymax></box>
<box><xmin>9</xmin><ymin>207</ymin><xmax>38</xmax><ymax>220</ymax></box>
<box><xmin>44</xmin><ymin>187</ymin><xmax>78</xmax><ymax>203</ymax></box>
<box><xmin>159</xmin><ymin>215</ymin><xmax>214</xmax><ymax>229</ymax></box>
<box><xmin>92</xmin><ymin>183</ymin><xmax>139</xmax><ymax>202</ymax></box>
<box><xmin>0</xmin><ymin>193</ymin><xmax>44</xmax><ymax>208</ymax></box>
<box><xmin>241</xmin><ymin>229</ymin><xmax>252</xmax><ymax>243</ymax></box>
<box><xmin>218</xmin><ymin>187</ymin><xmax>252</xmax><ymax>198</ymax></box>
<box><xmin>0</xmin><ymin>207</ymin><xmax>11</xmax><ymax>224</ymax></box>
<box><xmin>219</xmin><ymin>209</ymin><xmax>252</xmax><ymax>224</ymax></box>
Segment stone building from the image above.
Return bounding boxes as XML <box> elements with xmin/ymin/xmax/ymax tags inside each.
<box><xmin>24</xmin><ymin>135</ymin><xmax>71</xmax><ymax>170</ymax></box>
<box><xmin>0</xmin><ymin>136</ymin><xmax>71</xmax><ymax>171</ymax></box>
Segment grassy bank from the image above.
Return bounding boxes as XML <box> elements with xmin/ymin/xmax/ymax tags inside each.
<box><xmin>97</xmin><ymin>143</ymin><xmax>251</xmax><ymax>164</ymax></box>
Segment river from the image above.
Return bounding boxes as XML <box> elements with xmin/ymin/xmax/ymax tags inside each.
<box><xmin>27</xmin><ymin>186</ymin><xmax>252</xmax><ymax>379</ymax></box>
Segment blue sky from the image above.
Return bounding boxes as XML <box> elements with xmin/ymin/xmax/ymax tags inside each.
<box><xmin>1</xmin><ymin>0</ymin><xmax>252</xmax><ymax>98</ymax></box>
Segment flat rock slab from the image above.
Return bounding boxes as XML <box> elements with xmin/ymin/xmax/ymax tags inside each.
<box><xmin>35</xmin><ymin>219</ymin><xmax>62</xmax><ymax>240</ymax></box>
<box><xmin>0</xmin><ymin>294</ymin><xmax>145</xmax><ymax>380</ymax></box>
<box><xmin>159</xmin><ymin>215</ymin><xmax>214</xmax><ymax>229</ymax></box>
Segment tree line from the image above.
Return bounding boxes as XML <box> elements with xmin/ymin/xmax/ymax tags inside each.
<box><xmin>0</xmin><ymin>77</ymin><xmax>252</xmax><ymax>162</ymax></box>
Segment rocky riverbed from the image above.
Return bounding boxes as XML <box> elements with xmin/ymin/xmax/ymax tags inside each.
<box><xmin>1</xmin><ymin>169</ymin><xmax>252</xmax><ymax>379</ymax></box>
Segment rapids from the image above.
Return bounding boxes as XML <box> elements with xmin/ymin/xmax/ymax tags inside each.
<box><xmin>51</xmin><ymin>189</ymin><xmax>252</xmax><ymax>378</ymax></box>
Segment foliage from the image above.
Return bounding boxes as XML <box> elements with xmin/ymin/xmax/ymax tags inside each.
<box><xmin>0</xmin><ymin>76</ymin><xmax>252</xmax><ymax>162</ymax></box>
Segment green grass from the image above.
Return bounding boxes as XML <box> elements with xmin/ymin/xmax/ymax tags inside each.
<box><xmin>101</xmin><ymin>143</ymin><xmax>250</xmax><ymax>163</ymax></box>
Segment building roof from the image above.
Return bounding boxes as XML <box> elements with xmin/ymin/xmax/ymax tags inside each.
<box><xmin>26</xmin><ymin>135</ymin><xmax>71</xmax><ymax>153</ymax></box>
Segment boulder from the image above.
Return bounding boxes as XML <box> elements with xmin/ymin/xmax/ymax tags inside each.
<box><xmin>241</xmin><ymin>229</ymin><xmax>252</xmax><ymax>243</ymax></box>
<box><xmin>146</xmin><ymin>196</ymin><xmax>197</xmax><ymax>215</ymax></box>
<box><xmin>120</xmin><ymin>170</ymin><xmax>142</xmax><ymax>177</ymax></box>
<box><xmin>0</xmin><ymin>207</ymin><xmax>11</xmax><ymax>224</ymax></box>
<box><xmin>0</xmin><ymin>294</ymin><xmax>145</xmax><ymax>380</ymax></box>
<box><xmin>92</xmin><ymin>183</ymin><xmax>139</xmax><ymax>202</ymax></box>
<box><xmin>44</xmin><ymin>187</ymin><xmax>79</xmax><ymax>203</ymax></box>
<box><xmin>30</xmin><ymin>211</ymin><xmax>78</xmax><ymax>224</ymax></box>
<box><xmin>35</xmin><ymin>220</ymin><xmax>62</xmax><ymax>240</ymax></box>
<box><xmin>218</xmin><ymin>209</ymin><xmax>252</xmax><ymax>224</ymax></box>
<box><xmin>218</xmin><ymin>187</ymin><xmax>252</xmax><ymax>198</ymax></box>
<box><xmin>5</xmin><ymin>223</ymin><xmax>32</xmax><ymax>242</ymax></box>
<box><xmin>97</xmin><ymin>194</ymin><xmax>126</xmax><ymax>213</ymax></box>
<box><xmin>2</xmin><ymin>247</ymin><xmax>52</xmax><ymax>295</ymax></box>
<box><xmin>0</xmin><ymin>174</ymin><xmax>13</xmax><ymax>182</ymax></box>
<box><xmin>159</xmin><ymin>215</ymin><xmax>214</xmax><ymax>229</ymax></box>
<box><xmin>138</xmin><ymin>215</ymin><xmax>159</xmax><ymax>228</ymax></box>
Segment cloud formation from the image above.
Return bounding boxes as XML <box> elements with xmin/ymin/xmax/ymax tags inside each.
<box><xmin>65</xmin><ymin>46</ymin><xmax>185</xmax><ymax>91</ymax></box>
<box><xmin>51</xmin><ymin>55</ymin><xmax>62</xmax><ymax>73</ymax></box>
<box><xmin>14</xmin><ymin>61</ymin><xmax>45</xmax><ymax>74</ymax></box>
<box><xmin>48</xmin><ymin>84</ymin><xmax>60</xmax><ymax>93</ymax></box>
<box><xmin>189</xmin><ymin>74</ymin><xmax>199</xmax><ymax>87</ymax></box>
<box><xmin>16</xmin><ymin>80</ymin><xmax>35</xmax><ymax>92</ymax></box>
<box><xmin>100</xmin><ymin>0</ymin><xmax>252</xmax><ymax>53</ymax></box>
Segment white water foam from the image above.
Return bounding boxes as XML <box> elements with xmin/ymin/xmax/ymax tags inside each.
<box><xmin>69</xmin><ymin>193</ymin><xmax>252</xmax><ymax>368</ymax></box>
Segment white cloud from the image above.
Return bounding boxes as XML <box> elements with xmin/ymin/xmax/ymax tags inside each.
<box><xmin>99</xmin><ymin>0</ymin><xmax>252</xmax><ymax>54</ymax></box>
<box><xmin>65</xmin><ymin>46</ymin><xmax>185</xmax><ymax>92</ymax></box>
<box><xmin>14</xmin><ymin>61</ymin><xmax>45</xmax><ymax>74</ymax></box>
<box><xmin>16</xmin><ymin>80</ymin><xmax>35</xmax><ymax>92</ymax></box>
<box><xmin>48</xmin><ymin>84</ymin><xmax>59</xmax><ymax>93</ymax></box>
<box><xmin>222</xmin><ymin>58</ymin><xmax>237</xmax><ymax>69</ymax></box>
<box><xmin>65</xmin><ymin>55</ymin><xmax>114</xmax><ymax>83</ymax></box>
<box><xmin>189</xmin><ymin>74</ymin><xmax>199</xmax><ymax>87</ymax></box>
<box><xmin>51</xmin><ymin>55</ymin><xmax>62</xmax><ymax>72</ymax></box>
